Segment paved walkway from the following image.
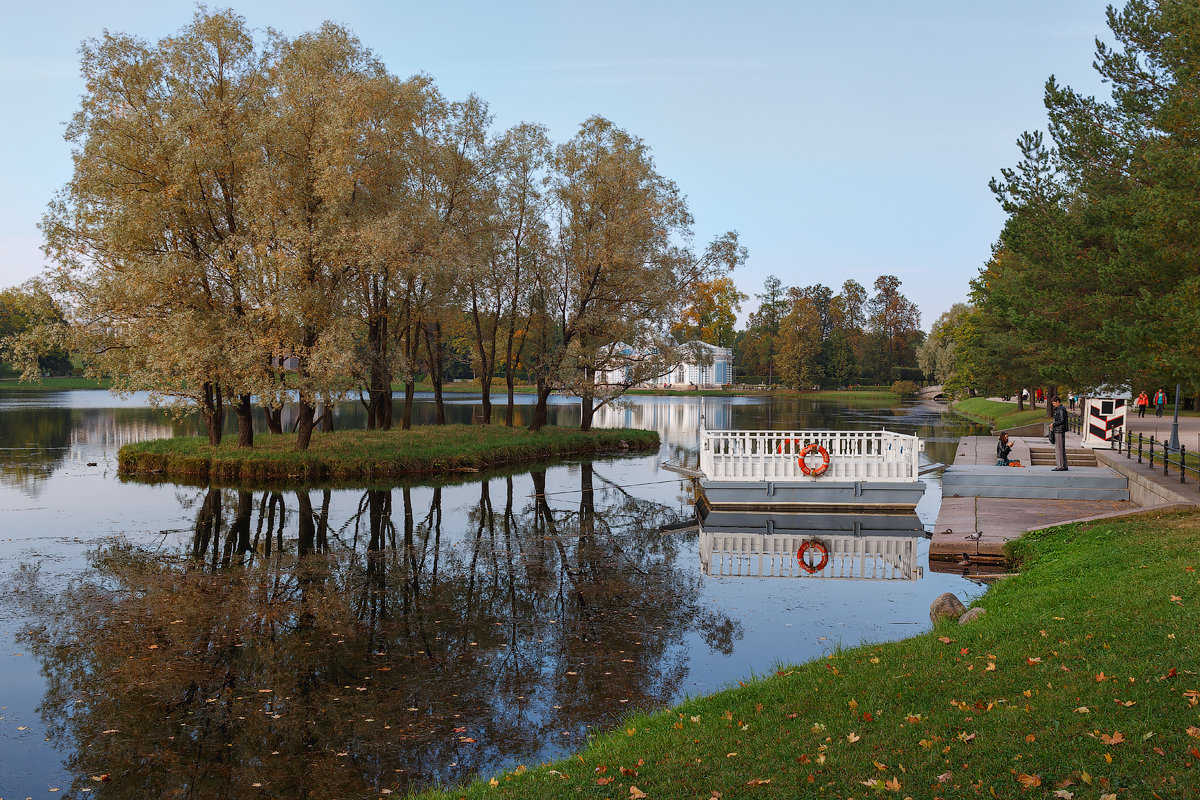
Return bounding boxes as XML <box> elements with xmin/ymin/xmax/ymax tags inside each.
<box><xmin>930</xmin><ymin>429</ymin><xmax>1133</xmax><ymax>564</ymax></box>
<box><xmin>931</xmin><ymin>400</ymin><xmax>1200</xmax><ymax>576</ymax></box>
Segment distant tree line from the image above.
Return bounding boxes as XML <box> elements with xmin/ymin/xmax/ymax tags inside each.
<box><xmin>932</xmin><ymin>1</ymin><xmax>1200</xmax><ymax>405</ymax></box>
<box><xmin>730</xmin><ymin>274</ymin><xmax>924</xmax><ymax>388</ymax></box>
<box><xmin>3</xmin><ymin>10</ymin><xmax>743</xmax><ymax>449</ymax></box>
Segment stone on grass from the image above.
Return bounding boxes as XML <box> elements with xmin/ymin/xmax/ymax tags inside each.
<box><xmin>958</xmin><ymin>607</ymin><xmax>986</xmax><ymax>625</ymax></box>
<box><xmin>929</xmin><ymin>592</ymin><xmax>967</xmax><ymax>624</ymax></box>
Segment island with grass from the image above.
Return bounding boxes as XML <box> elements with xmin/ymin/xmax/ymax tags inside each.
<box><xmin>118</xmin><ymin>425</ymin><xmax>659</xmax><ymax>482</ymax></box>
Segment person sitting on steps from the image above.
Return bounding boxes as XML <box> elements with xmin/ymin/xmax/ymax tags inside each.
<box><xmin>996</xmin><ymin>432</ymin><xmax>1015</xmax><ymax>466</ymax></box>
<box><xmin>1050</xmin><ymin>396</ymin><xmax>1069</xmax><ymax>471</ymax></box>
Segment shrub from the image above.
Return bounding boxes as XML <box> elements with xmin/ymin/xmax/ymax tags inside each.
<box><xmin>890</xmin><ymin>379</ymin><xmax>919</xmax><ymax>397</ymax></box>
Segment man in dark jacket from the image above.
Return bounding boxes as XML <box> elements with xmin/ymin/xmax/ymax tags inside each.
<box><xmin>1050</xmin><ymin>396</ymin><xmax>1069</xmax><ymax>471</ymax></box>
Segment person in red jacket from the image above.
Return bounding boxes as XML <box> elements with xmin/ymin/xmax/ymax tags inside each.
<box><xmin>1136</xmin><ymin>391</ymin><xmax>1149</xmax><ymax>418</ymax></box>
<box><xmin>1154</xmin><ymin>388</ymin><xmax>1167</xmax><ymax>418</ymax></box>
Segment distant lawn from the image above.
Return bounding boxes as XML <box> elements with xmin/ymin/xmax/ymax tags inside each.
<box><xmin>412</xmin><ymin>506</ymin><xmax>1200</xmax><ymax>800</ymax></box>
<box><xmin>0</xmin><ymin>376</ymin><xmax>111</xmax><ymax>390</ymax></box>
<box><xmin>952</xmin><ymin>397</ymin><xmax>1046</xmax><ymax>430</ymax></box>
<box><xmin>118</xmin><ymin>425</ymin><xmax>658</xmax><ymax>483</ymax></box>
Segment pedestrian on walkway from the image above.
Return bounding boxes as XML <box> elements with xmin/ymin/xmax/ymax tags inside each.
<box><xmin>1155</xmin><ymin>387</ymin><xmax>1167</xmax><ymax>417</ymax></box>
<box><xmin>1050</xmin><ymin>396</ymin><xmax>1069</xmax><ymax>471</ymax></box>
<box><xmin>1136</xmin><ymin>391</ymin><xmax>1149</xmax><ymax>418</ymax></box>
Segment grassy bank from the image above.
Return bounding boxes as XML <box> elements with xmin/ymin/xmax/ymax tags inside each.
<box><xmin>0</xmin><ymin>376</ymin><xmax>111</xmax><ymax>390</ymax></box>
<box><xmin>952</xmin><ymin>397</ymin><xmax>1046</xmax><ymax>430</ymax></box>
<box><xmin>118</xmin><ymin>425</ymin><xmax>658</xmax><ymax>482</ymax></box>
<box><xmin>414</xmin><ymin>507</ymin><xmax>1200</xmax><ymax>799</ymax></box>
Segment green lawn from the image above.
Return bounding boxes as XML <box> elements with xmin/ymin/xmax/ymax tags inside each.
<box><xmin>412</xmin><ymin>506</ymin><xmax>1200</xmax><ymax>799</ymax></box>
<box><xmin>118</xmin><ymin>425</ymin><xmax>659</xmax><ymax>483</ymax></box>
<box><xmin>0</xmin><ymin>376</ymin><xmax>111</xmax><ymax>390</ymax></box>
<box><xmin>952</xmin><ymin>397</ymin><xmax>1047</xmax><ymax>430</ymax></box>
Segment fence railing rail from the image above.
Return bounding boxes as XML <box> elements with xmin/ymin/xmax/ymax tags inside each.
<box><xmin>699</xmin><ymin>429</ymin><xmax>923</xmax><ymax>483</ymax></box>
<box><xmin>1107</xmin><ymin>428</ymin><xmax>1200</xmax><ymax>485</ymax></box>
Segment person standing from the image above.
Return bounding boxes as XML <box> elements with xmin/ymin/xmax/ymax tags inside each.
<box><xmin>1050</xmin><ymin>396</ymin><xmax>1069</xmax><ymax>471</ymax></box>
<box><xmin>1154</xmin><ymin>387</ymin><xmax>1167</xmax><ymax>417</ymax></box>
<box><xmin>1136</xmin><ymin>391</ymin><xmax>1149</xmax><ymax>418</ymax></box>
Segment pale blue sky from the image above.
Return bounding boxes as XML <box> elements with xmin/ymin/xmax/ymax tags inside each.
<box><xmin>0</xmin><ymin>0</ymin><xmax>1112</xmax><ymax>328</ymax></box>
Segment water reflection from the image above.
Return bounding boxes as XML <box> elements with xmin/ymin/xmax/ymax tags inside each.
<box><xmin>698</xmin><ymin>510</ymin><xmax>924</xmax><ymax>580</ymax></box>
<box><xmin>15</xmin><ymin>467</ymin><xmax>734</xmax><ymax>797</ymax></box>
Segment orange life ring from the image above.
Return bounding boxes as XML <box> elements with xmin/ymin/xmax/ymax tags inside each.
<box><xmin>798</xmin><ymin>443</ymin><xmax>831</xmax><ymax>476</ymax></box>
<box><xmin>797</xmin><ymin>540</ymin><xmax>829</xmax><ymax>574</ymax></box>
<box><xmin>777</xmin><ymin>438</ymin><xmax>800</xmax><ymax>454</ymax></box>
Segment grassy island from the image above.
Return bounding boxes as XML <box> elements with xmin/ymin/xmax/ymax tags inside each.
<box><xmin>118</xmin><ymin>425</ymin><xmax>659</xmax><ymax>482</ymax></box>
<box><xmin>414</xmin><ymin>507</ymin><xmax>1200</xmax><ymax>799</ymax></box>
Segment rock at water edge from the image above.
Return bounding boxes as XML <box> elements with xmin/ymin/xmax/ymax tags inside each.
<box><xmin>930</xmin><ymin>592</ymin><xmax>967</xmax><ymax>624</ymax></box>
<box><xmin>958</xmin><ymin>607</ymin><xmax>986</xmax><ymax>625</ymax></box>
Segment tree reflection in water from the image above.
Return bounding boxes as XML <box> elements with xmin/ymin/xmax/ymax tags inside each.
<box><xmin>18</xmin><ymin>466</ymin><xmax>734</xmax><ymax>797</ymax></box>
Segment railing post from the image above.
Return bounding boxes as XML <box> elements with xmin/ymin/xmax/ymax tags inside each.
<box><xmin>1181</xmin><ymin>444</ymin><xmax>1187</xmax><ymax>484</ymax></box>
<box><xmin>1137</xmin><ymin>434</ymin><xmax>1142</xmax><ymax>463</ymax></box>
<box><xmin>1165</xmin><ymin>439</ymin><xmax>1170</xmax><ymax>476</ymax></box>
<box><xmin>1149</xmin><ymin>436</ymin><xmax>1155</xmax><ymax>468</ymax></box>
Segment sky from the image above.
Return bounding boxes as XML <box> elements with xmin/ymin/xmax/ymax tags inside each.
<box><xmin>0</xmin><ymin>0</ymin><xmax>1114</xmax><ymax>330</ymax></box>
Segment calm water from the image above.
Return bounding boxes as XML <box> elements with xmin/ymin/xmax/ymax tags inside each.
<box><xmin>0</xmin><ymin>390</ymin><xmax>987</xmax><ymax>797</ymax></box>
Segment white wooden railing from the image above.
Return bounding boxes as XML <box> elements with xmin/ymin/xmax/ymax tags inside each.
<box><xmin>700</xmin><ymin>531</ymin><xmax>922</xmax><ymax>580</ymax></box>
<box><xmin>698</xmin><ymin>429</ymin><xmax>922</xmax><ymax>483</ymax></box>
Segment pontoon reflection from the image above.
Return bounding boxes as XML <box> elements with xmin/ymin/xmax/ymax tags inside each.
<box><xmin>698</xmin><ymin>509</ymin><xmax>924</xmax><ymax>580</ymax></box>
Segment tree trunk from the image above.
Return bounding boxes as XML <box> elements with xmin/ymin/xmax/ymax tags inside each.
<box><xmin>1045</xmin><ymin>385</ymin><xmax>1057</xmax><ymax>418</ymax></box>
<box><xmin>201</xmin><ymin>381</ymin><xmax>223</xmax><ymax>446</ymax></box>
<box><xmin>505</xmin><ymin>371</ymin><xmax>516</xmax><ymax>427</ymax></box>
<box><xmin>320</xmin><ymin>403</ymin><xmax>334</xmax><ymax>432</ymax></box>
<box><xmin>529</xmin><ymin>378</ymin><xmax>552</xmax><ymax>432</ymax></box>
<box><xmin>402</xmin><ymin>380</ymin><xmax>415</xmax><ymax>430</ymax></box>
<box><xmin>234</xmin><ymin>393</ymin><xmax>254</xmax><ymax>448</ymax></box>
<box><xmin>1017</xmin><ymin>391</ymin><xmax>1025</xmax><ymax>412</ymax></box>
<box><xmin>366</xmin><ymin>311</ymin><xmax>392</xmax><ymax>430</ymax></box>
<box><xmin>264</xmin><ymin>404</ymin><xmax>283</xmax><ymax>435</ymax></box>
<box><xmin>479</xmin><ymin>371</ymin><xmax>493</xmax><ymax>424</ymax></box>
<box><xmin>294</xmin><ymin>399</ymin><xmax>317</xmax><ymax>451</ymax></box>
<box><xmin>425</xmin><ymin>321</ymin><xmax>447</xmax><ymax>425</ymax></box>
<box><xmin>580</xmin><ymin>368</ymin><xmax>595</xmax><ymax>432</ymax></box>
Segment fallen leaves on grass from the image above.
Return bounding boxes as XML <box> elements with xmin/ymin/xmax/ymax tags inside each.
<box><xmin>1016</xmin><ymin>773</ymin><xmax>1041</xmax><ymax>788</ymax></box>
<box><xmin>1099</xmin><ymin>730</ymin><xmax>1125</xmax><ymax>745</ymax></box>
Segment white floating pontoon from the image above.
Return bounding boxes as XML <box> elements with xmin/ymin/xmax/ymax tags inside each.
<box><xmin>697</xmin><ymin>429</ymin><xmax>926</xmax><ymax>512</ymax></box>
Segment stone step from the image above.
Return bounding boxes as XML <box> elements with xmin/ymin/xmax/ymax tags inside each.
<box><xmin>1029</xmin><ymin>447</ymin><xmax>1097</xmax><ymax>467</ymax></box>
<box><xmin>942</xmin><ymin>485</ymin><xmax>1130</xmax><ymax>501</ymax></box>
<box><xmin>943</xmin><ymin>465</ymin><xmax>1127</xmax><ymax>489</ymax></box>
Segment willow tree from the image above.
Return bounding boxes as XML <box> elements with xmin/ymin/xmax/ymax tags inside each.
<box><xmin>39</xmin><ymin>9</ymin><xmax>268</xmax><ymax>446</ymax></box>
<box><xmin>527</xmin><ymin>116</ymin><xmax>744</xmax><ymax>432</ymax></box>
<box><xmin>250</xmin><ymin>23</ymin><xmax>383</xmax><ymax>449</ymax></box>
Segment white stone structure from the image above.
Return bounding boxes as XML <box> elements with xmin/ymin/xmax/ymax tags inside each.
<box><xmin>595</xmin><ymin>340</ymin><xmax>733</xmax><ymax>389</ymax></box>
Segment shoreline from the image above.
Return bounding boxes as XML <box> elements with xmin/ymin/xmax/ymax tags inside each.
<box><xmin>412</xmin><ymin>505</ymin><xmax>1200</xmax><ymax>799</ymax></box>
<box><xmin>117</xmin><ymin>425</ymin><xmax>659</xmax><ymax>484</ymax></box>
<box><xmin>1</xmin><ymin>378</ymin><xmax>897</xmax><ymax>401</ymax></box>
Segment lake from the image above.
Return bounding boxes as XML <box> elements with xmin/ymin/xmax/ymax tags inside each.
<box><xmin>0</xmin><ymin>390</ymin><xmax>988</xmax><ymax>797</ymax></box>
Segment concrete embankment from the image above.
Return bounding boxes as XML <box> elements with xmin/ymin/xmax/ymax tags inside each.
<box><xmin>931</xmin><ymin>430</ymin><xmax>1137</xmax><ymax>568</ymax></box>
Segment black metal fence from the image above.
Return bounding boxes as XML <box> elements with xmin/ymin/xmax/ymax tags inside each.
<box><xmin>1109</xmin><ymin>429</ymin><xmax>1200</xmax><ymax>485</ymax></box>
